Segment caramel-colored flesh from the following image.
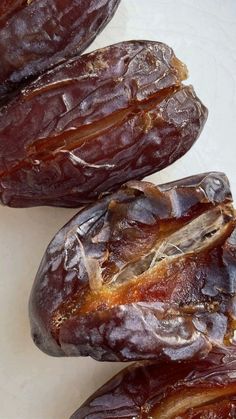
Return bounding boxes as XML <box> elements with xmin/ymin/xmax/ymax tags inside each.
<box><xmin>0</xmin><ymin>85</ymin><xmax>180</xmax><ymax>178</ymax></box>
<box><xmin>152</xmin><ymin>385</ymin><xmax>236</xmax><ymax>418</ymax></box>
<box><xmin>179</xmin><ymin>399</ymin><xmax>236</xmax><ymax>419</ymax></box>
<box><xmin>53</xmin><ymin>203</ymin><xmax>235</xmax><ymax>319</ymax></box>
<box><xmin>29</xmin><ymin>173</ymin><xmax>236</xmax><ymax>360</ymax></box>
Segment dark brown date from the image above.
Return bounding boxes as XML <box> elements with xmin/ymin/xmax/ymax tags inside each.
<box><xmin>70</xmin><ymin>349</ymin><xmax>236</xmax><ymax>418</ymax></box>
<box><xmin>0</xmin><ymin>0</ymin><xmax>121</xmax><ymax>100</ymax></box>
<box><xmin>0</xmin><ymin>1</ymin><xmax>25</xmax><ymax>24</ymax></box>
<box><xmin>29</xmin><ymin>172</ymin><xmax>236</xmax><ymax>361</ymax></box>
<box><xmin>0</xmin><ymin>41</ymin><xmax>207</xmax><ymax>207</ymax></box>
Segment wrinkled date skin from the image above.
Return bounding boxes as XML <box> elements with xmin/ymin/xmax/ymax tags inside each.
<box><xmin>0</xmin><ymin>41</ymin><xmax>208</xmax><ymax>207</ymax></box>
<box><xmin>0</xmin><ymin>0</ymin><xmax>121</xmax><ymax>100</ymax></box>
<box><xmin>0</xmin><ymin>1</ymin><xmax>25</xmax><ymax>23</ymax></box>
<box><xmin>71</xmin><ymin>349</ymin><xmax>236</xmax><ymax>418</ymax></box>
<box><xmin>29</xmin><ymin>172</ymin><xmax>236</xmax><ymax>361</ymax></box>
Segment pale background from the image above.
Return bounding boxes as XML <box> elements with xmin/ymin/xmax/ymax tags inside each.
<box><xmin>0</xmin><ymin>1</ymin><xmax>236</xmax><ymax>418</ymax></box>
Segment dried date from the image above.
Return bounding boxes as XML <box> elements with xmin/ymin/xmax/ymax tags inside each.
<box><xmin>0</xmin><ymin>1</ymin><xmax>25</xmax><ymax>25</ymax></box>
<box><xmin>0</xmin><ymin>0</ymin><xmax>121</xmax><ymax>101</ymax></box>
<box><xmin>29</xmin><ymin>172</ymin><xmax>236</xmax><ymax>361</ymax></box>
<box><xmin>70</xmin><ymin>349</ymin><xmax>236</xmax><ymax>418</ymax></box>
<box><xmin>0</xmin><ymin>41</ymin><xmax>207</xmax><ymax>207</ymax></box>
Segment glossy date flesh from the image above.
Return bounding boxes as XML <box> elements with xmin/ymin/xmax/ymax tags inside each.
<box><xmin>70</xmin><ymin>349</ymin><xmax>236</xmax><ymax>418</ymax></box>
<box><xmin>0</xmin><ymin>41</ymin><xmax>208</xmax><ymax>207</ymax></box>
<box><xmin>0</xmin><ymin>0</ymin><xmax>121</xmax><ymax>101</ymax></box>
<box><xmin>29</xmin><ymin>172</ymin><xmax>236</xmax><ymax>361</ymax></box>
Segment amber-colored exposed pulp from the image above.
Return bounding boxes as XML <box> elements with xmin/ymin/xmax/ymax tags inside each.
<box><xmin>77</xmin><ymin>204</ymin><xmax>234</xmax><ymax>313</ymax></box>
<box><xmin>52</xmin><ymin>202</ymin><xmax>235</xmax><ymax>334</ymax></box>
<box><xmin>150</xmin><ymin>384</ymin><xmax>236</xmax><ymax>418</ymax></box>
<box><xmin>0</xmin><ymin>84</ymin><xmax>181</xmax><ymax>179</ymax></box>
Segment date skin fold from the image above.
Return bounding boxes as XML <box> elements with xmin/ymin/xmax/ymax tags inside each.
<box><xmin>0</xmin><ymin>41</ymin><xmax>208</xmax><ymax>207</ymax></box>
<box><xmin>29</xmin><ymin>172</ymin><xmax>236</xmax><ymax>361</ymax></box>
<box><xmin>70</xmin><ymin>349</ymin><xmax>236</xmax><ymax>419</ymax></box>
<box><xmin>0</xmin><ymin>0</ymin><xmax>121</xmax><ymax>101</ymax></box>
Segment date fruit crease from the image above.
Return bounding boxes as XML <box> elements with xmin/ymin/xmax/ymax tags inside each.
<box><xmin>29</xmin><ymin>172</ymin><xmax>236</xmax><ymax>361</ymax></box>
<box><xmin>0</xmin><ymin>41</ymin><xmax>207</xmax><ymax>207</ymax></box>
<box><xmin>70</xmin><ymin>348</ymin><xmax>236</xmax><ymax>418</ymax></box>
<box><xmin>0</xmin><ymin>0</ymin><xmax>121</xmax><ymax>101</ymax></box>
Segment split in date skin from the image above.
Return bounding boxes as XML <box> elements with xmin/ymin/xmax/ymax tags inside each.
<box><xmin>29</xmin><ymin>172</ymin><xmax>236</xmax><ymax>361</ymax></box>
<box><xmin>0</xmin><ymin>41</ymin><xmax>208</xmax><ymax>207</ymax></box>
<box><xmin>0</xmin><ymin>0</ymin><xmax>121</xmax><ymax>100</ymax></box>
<box><xmin>70</xmin><ymin>349</ymin><xmax>236</xmax><ymax>418</ymax></box>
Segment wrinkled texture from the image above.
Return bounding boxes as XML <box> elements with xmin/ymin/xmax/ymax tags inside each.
<box><xmin>0</xmin><ymin>41</ymin><xmax>207</xmax><ymax>207</ymax></box>
<box><xmin>70</xmin><ymin>349</ymin><xmax>236</xmax><ymax>418</ymax></box>
<box><xmin>0</xmin><ymin>1</ymin><xmax>26</xmax><ymax>25</ymax></box>
<box><xmin>0</xmin><ymin>0</ymin><xmax>121</xmax><ymax>101</ymax></box>
<box><xmin>29</xmin><ymin>172</ymin><xmax>236</xmax><ymax>361</ymax></box>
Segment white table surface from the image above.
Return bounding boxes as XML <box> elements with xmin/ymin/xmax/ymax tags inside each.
<box><xmin>0</xmin><ymin>1</ymin><xmax>236</xmax><ymax>418</ymax></box>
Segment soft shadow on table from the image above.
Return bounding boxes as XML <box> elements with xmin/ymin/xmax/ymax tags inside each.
<box><xmin>0</xmin><ymin>204</ymin><xmax>124</xmax><ymax>419</ymax></box>
<box><xmin>0</xmin><ymin>205</ymin><xmax>73</xmax><ymax>417</ymax></box>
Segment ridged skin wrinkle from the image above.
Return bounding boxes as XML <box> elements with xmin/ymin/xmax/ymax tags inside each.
<box><xmin>70</xmin><ymin>349</ymin><xmax>236</xmax><ymax>418</ymax></box>
<box><xmin>0</xmin><ymin>0</ymin><xmax>121</xmax><ymax>100</ymax></box>
<box><xmin>0</xmin><ymin>1</ymin><xmax>27</xmax><ymax>25</ymax></box>
<box><xmin>29</xmin><ymin>172</ymin><xmax>236</xmax><ymax>361</ymax></box>
<box><xmin>0</xmin><ymin>41</ymin><xmax>207</xmax><ymax>207</ymax></box>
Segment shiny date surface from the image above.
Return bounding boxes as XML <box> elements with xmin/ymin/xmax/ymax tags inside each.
<box><xmin>0</xmin><ymin>0</ymin><xmax>121</xmax><ymax>100</ymax></box>
<box><xmin>0</xmin><ymin>41</ymin><xmax>207</xmax><ymax>207</ymax></box>
<box><xmin>29</xmin><ymin>172</ymin><xmax>236</xmax><ymax>361</ymax></box>
<box><xmin>71</xmin><ymin>349</ymin><xmax>236</xmax><ymax>418</ymax></box>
